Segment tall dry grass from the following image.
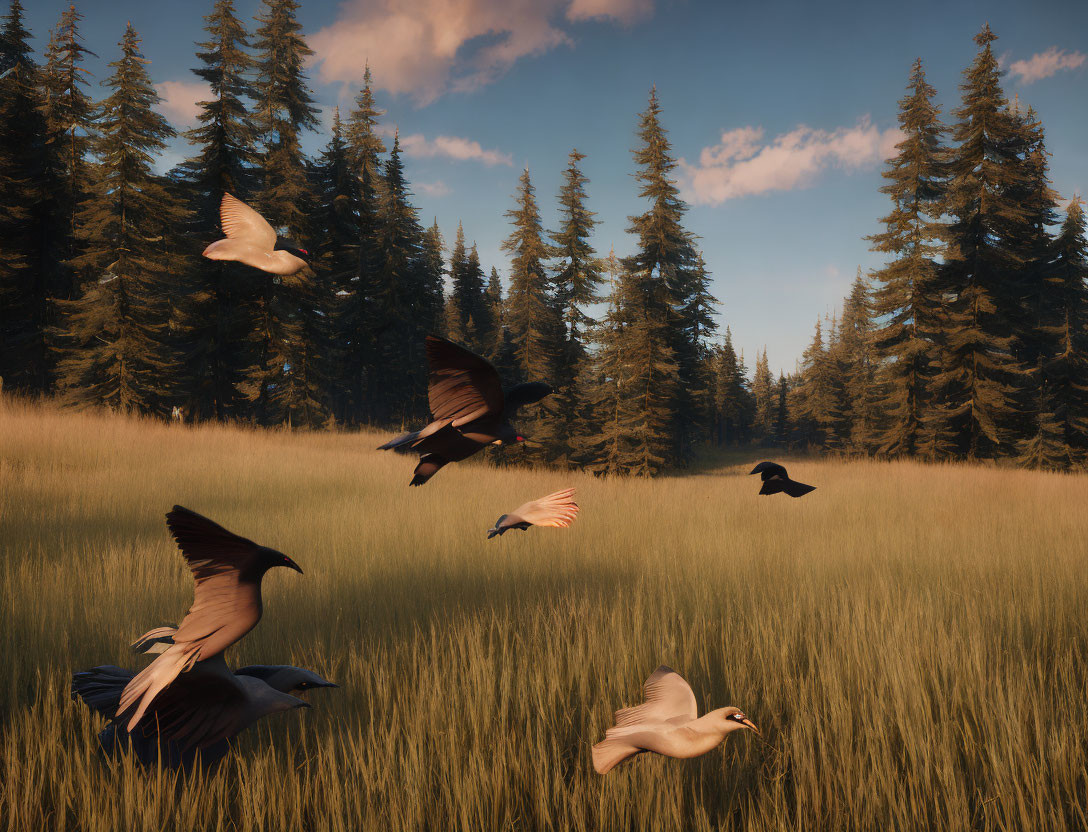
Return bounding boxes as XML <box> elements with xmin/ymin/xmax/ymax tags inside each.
<box><xmin>1</xmin><ymin>398</ymin><xmax>1087</xmax><ymax>831</ymax></box>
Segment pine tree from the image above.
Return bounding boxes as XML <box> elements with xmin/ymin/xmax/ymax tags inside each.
<box><xmin>774</xmin><ymin>372</ymin><xmax>791</xmax><ymax>448</ymax></box>
<box><xmin>792</xmin><ymin>319</ymin><xmax>843</xmax><ymax>448</ymax></box>
<box><xmin>712</xmin><ymin>330</ymin><xmax>752</xmax><ymax>446</ymax></box>
<box><xmin>174</xmin><ymin>0</ymin><xmax>258</xmax><ymax>420</ymax></box>
<box><xmin>448</xmin><ymin>222</ymin><xmax>486</xmax><ymax>349</ymax></box>
<box><xmin>751</xmin><ymin>348</ymin><xmax>775</xmax><ymax>442</ymax></box>
<box><xmin>419</xmin><ymin>220</ymin><xmax>446</xmax><ymax>339</ymax></box>
<box><xmin>503</xmin><ymin>167</ymin><xmax>556</xmax><ymax>383</ymax></box>
<box><xmin>56</xmin><ymin>23</ymin><xmax>187</xmax><ymax>414</ymax></box>
<box><xmin>249</xmin><ymin>0</ymin><xmax>321</xmax><ymax>424</ymax></box>
<box><xmin>370</xmin><ymin>133</ymin><xmax>425</xmax><ymax>423</ymax></box>
<box><xmin>341</xmin><ymin>64</ymin><xmax>385</xmax><ymax>424</ymax></box>
<box><xmin>1039</xmin><ymin>198</ymin><xmax>1088</xmax><ymax>463</ymax></box>
<box><xmin>548</xmin><ymin>149</ymin><xmax>602</xmax><ymax>466</ymax></box>
<box><xmin>312</xmin><ymin>108</ymin><xmax>360</xmax><ymax>422</ymax></box>
<box><xmin>867</xmin><ymin>58</ymin><xmax>946</xmax><ymax>457</ymax></box>
<box><xmin>625</xmin><ymin>88</ymin><xmax>712</xmax><ymax>462</ymax></box>
<box><xmin>0</xmin><ymin>0</ymin><xmax>58</xmax><ymax>392</ymax></box>
<box><xmin>837</xmin><ymin>270</ymin><xmax>881</xmax><ymax>452</ymax></box>
<box><xmin>40</xmin><ymin>3</ymin><xmax>96</xmax><ymax>310</ymax></box>
<box><xmin>935</xmin><ymin>25</ymin><xmax>1029</xmax><ymax>459</ymax></box>
<box><xmin>1016</xmin><ymin>360</ymin><xmax>1067</xmax><ymax>470</ymax></box>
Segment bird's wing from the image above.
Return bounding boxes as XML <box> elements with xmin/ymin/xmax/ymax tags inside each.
<box><xmin>132</xmin><ymin>661</ymin><xmax>252</xmax><ymax>751</ymax></box>
<box><xmin>219</xmin><ymin>193</ymin><xmax>276</xmax><ymax>250</ymax></box>
<box><xmin>612</xmin><ymin>665</ymin><xmax>698</xmax><ymax>728</ymax></box>
<box><xmin>117</xmin><ymin>507</ymin><xmax>264</xmax><ymax>729</ymax></box>
<box><xmin>425</xmin><ymin>335</ymin><xmax>505</xmax><ymax>425</ymax></box>
<box><xmin>510</xmin><ymin>488</ymin><xmax>579</xmax><ymax>528</ymax></box>
<box><xmin>502</xmin><ymin>382</ymin><xmax>552</xmax><ymax>419</ymax></box>
<box><xmin>165</xmin><ymin>505</ymin><xmax>264</xmax><ymax>648</ymax></box>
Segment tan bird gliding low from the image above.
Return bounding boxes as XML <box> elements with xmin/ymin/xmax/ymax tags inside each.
<box><xmin>592</xmin><ymin>666</ymin><xmax>757</xmax><ymax>774</ymax></box>
<box><xmin>487</xmin><ymin>487</ymin><xmax>579</xmax><ymax>539</ymax></box>
<box><xmin>116</xmin><ymin>506</ymin><xmax>304</xmax><ymax>733</ymax></box>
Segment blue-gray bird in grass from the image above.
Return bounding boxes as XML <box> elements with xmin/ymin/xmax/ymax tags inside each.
<box><xmin>202</xmin><ymin>193</ymin><xmax>312</xmax><ymax>275</ymax></box>
<box><xmin>72</xmin><ymin>660</ymin><xmax>336</xmax><ymax>770</ymax></box>
<box><xmin>749</xmin><ymin>461</ymin><xmax>816</xmax><ymax>498</ymax></box>
<box><xmin>379</xmin><ymin>335</ymin><xmax>552</xmax><ymax>486</ymax></box>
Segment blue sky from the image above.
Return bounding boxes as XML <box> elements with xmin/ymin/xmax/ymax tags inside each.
<box><xmin>22</xmin><ymin>0</ymin><xmax>1088</xmax><ymax>374</ymax></box>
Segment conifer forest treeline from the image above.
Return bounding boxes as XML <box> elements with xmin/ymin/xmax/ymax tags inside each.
<box><xmin>1</xmin><ymin>1</ymin><xmax>1085</xmax><ymax>473</ymax></box>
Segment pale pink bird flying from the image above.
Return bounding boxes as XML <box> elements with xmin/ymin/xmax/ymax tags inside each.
<box><xmin>202</xmin><ymin>193</ymin><xmax>311</xmax><ymax>275</ymax></box>
<box><xmin>487</xmin><ymin>487</ymin><xmax>579</xmax><ymax>539</ymax></box>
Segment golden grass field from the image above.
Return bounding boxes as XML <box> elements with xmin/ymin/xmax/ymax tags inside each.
<box><xmin>2</xmin><ymin>398</ymin><xmax>1088</xmax><ymax>831</ymax></box>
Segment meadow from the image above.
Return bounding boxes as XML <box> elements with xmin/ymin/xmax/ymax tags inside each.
<box><xmin>1</xmin><ymin>398</ymin><xmax>1087</xmax><ymax>831</ymax></box>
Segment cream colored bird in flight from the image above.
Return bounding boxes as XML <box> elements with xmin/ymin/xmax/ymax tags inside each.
<box><xmin>487</xmin><ymin>487</ymin><xmax>579</xmax><ymax>539</ymax></box>
<box><xmin>202</xmin><ymin>193</ymin><xmax>311</xmax><ymax>275</ymax></box>
<box><xmin>592</xmin><ymin>666</ymin><xmax>757</xmax><ymax>774</ymax></box>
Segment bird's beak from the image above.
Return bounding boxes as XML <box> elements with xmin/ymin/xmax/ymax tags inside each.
<box><xmin>487</xmin><ymin>528</ymin><xmax>499</xmax><ymax>539</ymax></box>
<box><xmin>284</xmin><ymin>556</ymin><xmax>304</xmax><ymax>574</ymax></box>
<box><xmin>320</xmin><ymin>681</ymin><xmax>339</xmax><ymax>688</ymax></box>
<box><xmin>740</xmin><ymin>718</ymin><xmax>759</xmax><ymax>734</ymax></box>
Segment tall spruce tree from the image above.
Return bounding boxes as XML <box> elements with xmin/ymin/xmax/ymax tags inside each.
<box><xmin>57</xmin><ymin>23</ymin><xmax>187</xmax><ymax>414</ymax></box>
<box><xmin>934</xmin><ymin>25</ymin><xmax>1029</xmax><ymax>459</ymax></box>
<box><xmin>249</xmin><ymin>0</ymin><xmax>321</xmax><ymax>424</ymax></box>
<box><xmin>712</xmin><ymin>329</ymin><xmax>751</xmax><ymax>446</ymax></box>
<box><xmin>448</xmin><ymin>222</ymin><xmax>486</xmax><ymax>349</ymax></box>
<box><xmin>419</xmin><ymin>220</ymin><xmax>446</xmax><ymax>338</ymax></box>
<box><xmin>548</xmin><ymin>149</ymin><xmax>602</xmax><ymax>466</ymax></box>
<box><xmin>370</xmin><ymin>134</ymin><xmax>426</xmax><ymax>423</ymax></box>
<box><xmin>175</xmin><ymin>0</ymin><xmax>258</xmax><ymax>420</ymax></box>
<box><xmin>751</xmin><ymin>347</ymin><xmax>775</xmax><ymax>442</ymax></box>
<box><xmin>625</xmin><ymin>88</ymin><xmax>710</xmax><ymax>463</ymax></box>
<box><xmin>868</xmin><ymin>58</ymin><xmax>947</xmax><ymax>457</ymax></box>
<box><xmin>0</xmin><ymin>0</ymin><xmax>58</xmax><ymax>392</ymax></box>
<box><xmin>1038</xmin><ymin>198</ymin><xmax>1088</xmax><ymax>464</ymax></box>
<box><xmin>837</xmin><ymin>270</ymin><xmax>881</xmax><ymax>452</ymax></box>
<box><xmin>503</xmin><ymin>167</ymin><xmax>556</xmax><ymax>383</ymax></box>
<box><xmin>312</xmin><ymin>107</ymin><xmax>360</xmax><ymax>422</ymax></box>
<box><xmin>774</xmin><ymin>373</ymin><xmax>791</xmax><ymax>448</ymax></box>
<box><xmin>40</xmin><ymin>4</ymin><xmax>96</xmax><ymax>311</ymax></box>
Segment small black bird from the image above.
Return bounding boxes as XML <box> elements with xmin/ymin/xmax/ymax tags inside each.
<box><xmin>379</xmin><ymin>335</ymin><xmax>552</xmax><ymax>485</ymax></box>
<box><xmin>748</xmin><ymin>461</ymin><xmax>816</xmax><ymax>498</ymax></box>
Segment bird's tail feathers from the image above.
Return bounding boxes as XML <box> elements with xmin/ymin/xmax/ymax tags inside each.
<box><xmin>131</xmin><ymin>626</ymin><xmax>178</xmax><ymax>654</ymax></box>
<box><xmin>783</xmin><ymin>479</ymin><xmax>816</xmax><ymax>498</ymax></box>
<box><xmin>591</xmin><ymin>737</ymin><xmax>642</xmax><ymax>774</ymax></box>
<box><xmin>71</xmin><ymin>666</ymin><xmax>135</xmax><ymax>717</ymax></box>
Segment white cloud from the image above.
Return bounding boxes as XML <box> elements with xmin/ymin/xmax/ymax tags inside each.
<box><xmin>309</xmin><ymin>0</ymin><xmax>654</xmax><ymax>105</ymax></box>
<box><xmin>1007</xmin><ymin>47</ymin><xmax>1086</xmax><ymax>84</ymax></box>
<box><xmin>396</xmin><ymin>131</ymin><xmax>513</xmax><ymax>166</ymax></box>
<box><xmin>154</xmin><ymin>80</ymin><xmax>210</xmax><ymax>128</ymax></box>
<box><xmin>416</xmin><ymin>180</ymin><xmax>452</xmax><ymax>197</ymax></box>
<box><xmin>566</xmin><ymin>0</ymin><xmax>652</xmax><ymax>24</ymax></box>
<box><xmin>679</xmin><ymin>117</ymin><xmax>903</xmax><ymax>205</ymax></box>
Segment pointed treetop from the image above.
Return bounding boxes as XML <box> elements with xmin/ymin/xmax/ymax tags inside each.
<box><xmin>974</xmin><ymin>23</ymin><xmax>996</xmax><ymax>48</ymax></box>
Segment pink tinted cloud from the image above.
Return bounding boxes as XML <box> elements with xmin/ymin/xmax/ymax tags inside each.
<box><xmin>1007</xmin><ymin>47</ymin><xmax>1086</xmax><ymax>84</ymax></box>
<box><xmin>154</xmin><ymin>80</ymin><xmax>210</xmax><ymax>128</ymax></box>
<box><xmin>310</xmin><ymin>0</ymin><xmax>654</xmax><ymax>104</ymax></box>
<box><xmin>397</xmin><ymin>131</ymin><xmax>513</xmax><ymax>166</ymax></box>
<box><xmin>566</xmin><ymin>0</ymin><xmax>653</xmax><ymax>24</ymax></box>
<box><xmin>679</xmin><ymin>117</ymin><xmax>903</xmax><ymax>205</ymax></box>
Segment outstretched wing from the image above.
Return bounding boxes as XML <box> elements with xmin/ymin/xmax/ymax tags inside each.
<box><xmin>612</xmin><ymin>665</ymin><xmax>698</xmax><ymax>728</ymax></box>
<box><xmin>117</xmin><ymin>507</ymin><xmax>264</xmax><ymax>730</ymax></box>
<box><xmin>510</xmin><ymin>488</ymin><xmax>579</xmax><ymax>529</ymax></box>
<box><xmin>219</xmin><ymin>193</ymin><xmax>276</xmax><ymax>250</ymax></box>
<box><xmin>425</xmin><ymin>335</ymin><xmax>505</xmax><ymax>425</ymax></box>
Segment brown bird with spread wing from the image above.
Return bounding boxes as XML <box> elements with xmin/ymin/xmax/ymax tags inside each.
<box><xmin>379</xmin><ymin>335</ymin><xmax>552</xmax><ymax>485</ymax></box>
<box><xmin>487</xmin><ymin>488</ymin><xmax>579</xmax><ymax>539</ymax></box>
<box><xmin>592</xmin><ymin>666</ymin><xmax>757</xmax><ymax>774</ymax></box>
<box><xmin>115</xmin><ymin>506</ymin><xmax>303</xmax><ymax>734</ymax></box>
